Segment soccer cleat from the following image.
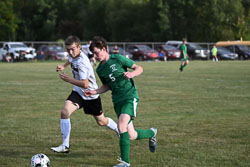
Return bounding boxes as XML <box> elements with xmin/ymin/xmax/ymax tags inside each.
<box><xmin>149</xmin><ymin>128</ymin><xmax>157</xmax><ymax>153</ymax></box>
<box><xmin>179</xmin><ymin>67</ymin><xmax>183</xmax><ymax>72</ymax></box>
<box><xmin>113</xmin><ymin>157</ymin><xmax>130</xmax><ymax>167</ymax></box>
<box><xmin>50</xmin><ymin>145</ymin><xmax>70</xmax><ymax>153</ymax></box>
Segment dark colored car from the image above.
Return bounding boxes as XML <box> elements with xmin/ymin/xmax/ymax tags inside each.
<box><xmin>126</xmin><ymin>45</ymin><xmax>159</xmax><ymax>61</ymax></box>
<box><xmin>186</xmin><ymin>43</ymin><xmax>210</xmax><ymax>60</ymax></box>
<box><xmin>109</xmin><ymin>45</ymin><xmax>133</xmax><ymax>59</ymax></box>
<box><xmin>37</xmin><ymin>45</ymin><xmax>68</xmax><ymax>60</ymax></box>
<box><xmin>157</xmin><ymin>45</ymin><xmax>181</xmax><ymax>60</ymax></box>
<box><xmin>226</xmin><ymin>45</ymin><xmax>250</xmax><ymax>60</ymax></box>
<box><xmin>215</xmin><ymin>47</ymin><xmax>238</xmax><ymax>60</ymax></box>
<box><xmin>166</xmin><ymin>41</ymin><xmax>210</xmax><ymax>60</ymax></box>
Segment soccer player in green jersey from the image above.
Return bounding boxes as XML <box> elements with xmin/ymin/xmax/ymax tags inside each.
<box><xmin>211</xmin><ymin>45</ymin><xmax>218</xmax><ymax>62</ymax></box>
<box><xmin>179</xmin><ymin>38</ymin><xmax>189</xmax><ymax>72</ymax></box>
<box><xmin>84</xmin><ymin>36</ymin><xmax>157</xmax><ymax>167</ymax></box>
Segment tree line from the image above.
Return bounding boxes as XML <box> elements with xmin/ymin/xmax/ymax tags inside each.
<box><xmin>0</xmin><ymin>0</ymin><xmax>249</xmax><ymax>42</ymax></box>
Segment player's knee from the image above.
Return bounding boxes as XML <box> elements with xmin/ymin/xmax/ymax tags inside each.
<box><xmin>60</xmin><ymin>109</ymin><xmax>70</xmax><ymax>119</ymax></box>
<box><xmin>118</xmin><ymin>124</ymin><xmax>127</xmax><ymax>133</ymax></box>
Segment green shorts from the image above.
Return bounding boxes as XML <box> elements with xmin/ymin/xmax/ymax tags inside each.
<box><xmin>114</xmin><ymin>98</ymin><xmax>139</xmax><ymax>120</ymax></box>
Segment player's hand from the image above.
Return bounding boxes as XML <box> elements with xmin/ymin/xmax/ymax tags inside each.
<box><xmin>56</xmin><ymin>65</ymin><xmax>64</xmax><ymax>72</ymax></box>
<box><xmin>59</xmin><ymin>72</ymin><xmax>70</xmax><ymax>82</ymax></box>
<box><xmin>84</xmin><ymin>89</ymin><xmax>96</xmax><ymax>96</ymax></box>
<box><xmin>123</xmin><ymin>72</ymin><xmax>134</xmax><ymax>79</ymax></box>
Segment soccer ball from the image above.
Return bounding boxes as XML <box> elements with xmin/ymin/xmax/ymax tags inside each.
<box><xmin>30</xmin><ymin>153</ymin><xmax>50</xmax><ymax>167</ymax></box>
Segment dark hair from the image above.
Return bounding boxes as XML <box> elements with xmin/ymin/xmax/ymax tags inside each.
<box><xmin>89</xmin><ymin>36</ymin><xmax>108</xmax><ymax>52</ymax></box>
<box><xmin>65</xmin><ymin>35</ymin><xmax>81</xmax><ymax>46</ymax></box>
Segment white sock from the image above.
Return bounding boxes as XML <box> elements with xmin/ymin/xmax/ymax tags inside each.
<box><xmin>60</xmin><ymin>118</ymin><xmax>71</xmax><ymax>148</ymax></box>
<box><xmin>107</xmin><ymin>117</ymin><xmax>119</xmax><ymax>135</ymax></box>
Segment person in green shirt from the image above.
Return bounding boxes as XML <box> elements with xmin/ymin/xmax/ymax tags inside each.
<box><xmin>84</xmin><ymin>36</ymin><xmax>157</xmax><ymax>167</ymax></box>
<box><xmin>211</xmin><ymin>45</ymin><xmax>218</xmax><ymax>62</ymax></box>
<box><xmin>179</xmin><ymin>38</ymin><xmax>189</xmax><ymax>72</ymax></box>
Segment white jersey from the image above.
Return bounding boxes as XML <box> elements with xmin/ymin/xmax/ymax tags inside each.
<box><xmin>68</xmin><ymin>51</ymin><xmax>99</xmax><ymax>100</ymax></box>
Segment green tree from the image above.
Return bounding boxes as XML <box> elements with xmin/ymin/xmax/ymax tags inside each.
<box><xmin>56</xmin><ymin>0</ymin><xmax>89</xmax><ymax>41</ymax></box>
<box><xmin>13</xmin><ymin>0</ymin><xmax>58</xmax><ymax>41</ymax></box>
<box><xmin>0</xmin><ymin>0</ymin><xmax>18</xmax><ymax>40</ymax></box>
<box><xmin>2</xmin><ymin>0</ymin><xmax>249</xmax><ymax>42</ymax></box>
<box><xmin>105</xmin><ymin>0</ymin><xmax>165</xmax><ymax>41</ymax></box>
<box><xmin>156</xmin><ymin>0</ymin><xmax>171</xmax><ymax>41</ymax></box>
<box><xmin>83</xmin><ymin>0</ymin><xmax>109</xmax><ymax>41</ymax></box>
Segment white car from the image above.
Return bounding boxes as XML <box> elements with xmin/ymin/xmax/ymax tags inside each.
<box><xmin>0</xmin><ymin>42</ymin><xmax>37</xmax><ymax>61</ymax></box>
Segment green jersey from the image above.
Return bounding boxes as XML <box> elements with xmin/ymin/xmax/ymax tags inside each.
<box><xmin>180</xmin><ymin>43</ymin><xmax>187</xmax><ymax>59</ymax></box>
<box><xmin>96</xmin><ymin>54</ymin><xmax>139</xmax><ymax>104</ymax></box>
<box><xmin>212</xmin><ymin>47</ymin><xmax>217</xmax><ymax>56</ymax></box>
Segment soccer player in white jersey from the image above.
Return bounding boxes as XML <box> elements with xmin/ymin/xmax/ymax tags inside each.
<box><xmin>51</xmin><ymin>35</ymin><xmax>119</xmax><ymax>153</ymax></box>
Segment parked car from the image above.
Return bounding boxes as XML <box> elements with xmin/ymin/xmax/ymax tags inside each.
<box><xmin>157</xmin><ymin>45</ymin><xmax>180</xmax><ymax>60</ymax></box>
<box><xmin>214</xmin><ymin>47</ymin><xmax>238</xmax><ymax>60</ymax></box>
<box><xmin>225</xmin><ymin>45</ymin><xmax>250</xmax><ymax>60</ymax></box>
<box><xmin>166</xmin><ymin>41</ymin><xmax>210</xmax><ymax>60</ymax></box>
<box><xmin>109</xmin><ymin>45</ymin><xmax>132</xmax><ymax>59</ymax></box>
<box><xmin>126</xmin><ymin>45</ymin><xmax>159</xmax><ymax>61</ymax></box>
<box><xmin>37</xmin><ymin>45</ymin><xmax>68</xmax><ymax>60</ymax></box>
<box><xmin>52</xmin><ymin>46</ymin><xmax>68</xmax><ymax>60</ymax></box>
<box><xmin>0</xmin><ymin>42</ymin><xmax>36</xmax><ymax>61</ymax></box>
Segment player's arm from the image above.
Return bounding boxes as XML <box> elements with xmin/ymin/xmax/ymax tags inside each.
<box><xmin>84</xmin><ymin>84</ymin><xmax>110</xmax><ymax>96</ymax></box>
<box><xmin>56</xmin><ymin>60</ymin><xmax>70</xmax><ymax>72</ymax></box>
<box><xmin>59</xmin><ymin>72</ymin><xmax>89</xmax><ymax>89</ymax></box>
<box><xmin>123</xmin><ymin>63</ymin><xmax>143</xmax><ymax>79</ymax></box>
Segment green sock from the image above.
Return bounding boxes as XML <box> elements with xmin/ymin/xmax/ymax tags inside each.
<box><xmin>120</xmin><ymin>132</ymin><xmax>130</xmax><ymax>163</ymax></box>
<box><xmin>180</xmin><ymin>63</ymin><xmax>187</xmax><ymax>71</ymax></box>
<box><xmin>136</xmin><ymin>129</ymin><xmax>154</xmax><ymax>140</ymax></box>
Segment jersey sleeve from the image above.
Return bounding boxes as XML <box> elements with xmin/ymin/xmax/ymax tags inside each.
<box><xmin>116</xmin><ymin>54</ymin><xmax>134</xmax><ymax>68</ymax></box>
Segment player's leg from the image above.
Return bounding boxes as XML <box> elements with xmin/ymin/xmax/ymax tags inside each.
<box><xmin>127</xmin><ymin>118</ymin><xmax>157</xmax><ymax>153</ymax></box>
<box><xmin>180</xmin><ymin>59</ymin><xmax>189</xmax><ymax>71</ymax></box>
<box><xmin>179</xmin><ymin>60</ymin><xmax>185</xmax><ymax>71</ymax></box>
<box><xmin>51</xmin><ymin>100</ymin><xmax>78</xmax><ymax>153</ymax></box>
<box><xmin>129</xmin><ymin>122</ymin><xmax>155</xmax><ymax>140</ymax></box>
<box><xmin>82</xmin><ymin>96</ymin><xmax>119</xmax><ymax>135</ymax></box>
<box><xmin>116</xmin><ymin>113</ymin><xmax>131</xmax><ymax>166</ymax></box>
<box><xmin>184</xmin><ymin>59</ymin><xmax>189</xmax><ymax>67</ymax></box>
<box><xmin>125</xmin><ymin>98</ymin><xmax>157</xmax><ymax>152</ymax></box>
<box><xmin>51</xmin><ymin>91</ymin><xmax>80</xmax><ymax>153</ymax></box>
<box><xmin>93</xmin><ymin>113</ymin><xmax>119</xmax><ymax>136</ymax></box>
<box><xmin>60</xmin><ymin>101</ymin><xmax>78</xmax><ymax>147</ymax></box>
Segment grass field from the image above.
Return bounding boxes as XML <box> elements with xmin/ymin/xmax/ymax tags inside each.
<box><xmin>0</xmin><ymin>61</ymin><xmax>250</xmax><ymax>167</ymax></box>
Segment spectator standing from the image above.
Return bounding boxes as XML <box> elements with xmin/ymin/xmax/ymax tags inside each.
<box><xmin>112</xmin><ymin>45</ymin><xmax>119</xmax><ymax>54</ymax></box>
<box><xmin>212</xmin><ymin>45</ymin><xmax>218</xmax><ymax>62</ymax></box>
